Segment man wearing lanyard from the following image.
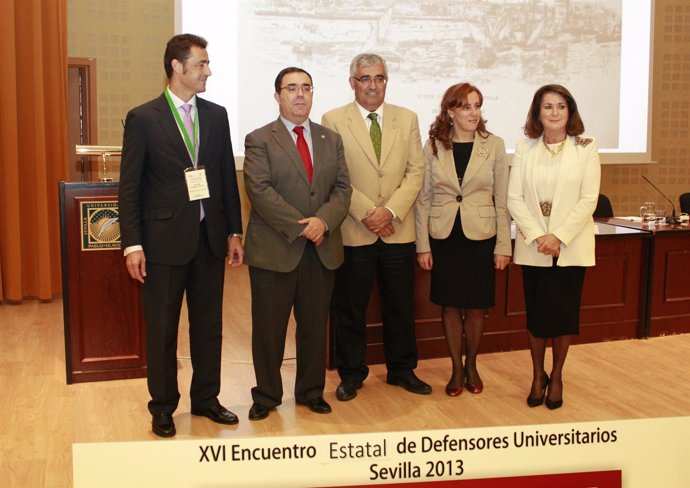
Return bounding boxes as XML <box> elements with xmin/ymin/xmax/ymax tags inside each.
<box><xmin>119</xmin><ymin>33</ymin><xmax>244</xmax><ymax>438</ymax></box>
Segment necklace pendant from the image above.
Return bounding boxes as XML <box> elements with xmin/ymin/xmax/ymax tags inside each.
<box><xmin>543</xmin><ymin>139</ymin><xmax>564</xmax><ymax>157</ymax></box>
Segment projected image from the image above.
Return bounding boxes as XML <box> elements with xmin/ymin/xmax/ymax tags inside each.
<box><xmin>236</xmin><ymin>0</ymin><xmax>621</xmax><ymax>150</ymax></box>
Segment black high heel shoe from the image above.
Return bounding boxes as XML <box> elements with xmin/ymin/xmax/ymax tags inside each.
<box><xmin>545</xmin><ymin>382</ymin><xmax>563</xmax><ymax>410</ymax></box>
<box><xmin>526</xmin><ymin>373</ymin><xmax>549</xmax><ymax>407</ymax></box>
<box><xmin>545</xmin><ymin>397</ymin><xmax>563</xmax><ymax>410</ymax></box>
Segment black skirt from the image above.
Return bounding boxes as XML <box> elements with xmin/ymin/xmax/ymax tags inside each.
<box><xmin>429</xmin><ymin>213</ymin><xmax>496</xmax><ymax>309</ymax></box>
<box><xmin>521</xmin><ymin>260</ymin><xmax>586</xmax><ymax>338</ymax></box>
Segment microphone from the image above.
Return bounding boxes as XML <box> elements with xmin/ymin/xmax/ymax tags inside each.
<box><xmin>642</xmin><ymin>175</ymin><xmax>679</xmax><ymax>224</ymax></box>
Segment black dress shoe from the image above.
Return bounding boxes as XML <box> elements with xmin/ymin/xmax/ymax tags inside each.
<box><xmin>191</xmin><ymin>404</ymin><xmax>239</xmax><ymax>425</ymax></box>
<box><xmin>387</xmin><ymin>373</ymin><xmax>432</xmax><ymax>395</ymax></box>
<box><xmin>248</xmin><ymin>402</ymin><xmax>270</xmax><ymax>421</ymax></box>
<box><xmin>152</xmin><ymin>413</ymin><xmax>176</xmax><ymax>438</ymax></box>
<box><xmin>297</xmin><ymin>396</ymin><xmax>332</xmax><ymax>414</ymax></box>
<box><xmin>336</xmin><ymin>378</ymin><xmax>363</xmax><ymax>402</ymax></box>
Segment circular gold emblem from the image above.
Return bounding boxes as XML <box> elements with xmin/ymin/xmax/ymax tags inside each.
<box><xmin>89</xmin><ymin>208</ymin><xmax>120</xmax><ymax>242</ymax></box>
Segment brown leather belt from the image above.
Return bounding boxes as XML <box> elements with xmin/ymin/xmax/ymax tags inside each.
<box><xmin>540</xmin><ymin>201</ymin><xmax>552</xmax><ymax>216</ymax></box>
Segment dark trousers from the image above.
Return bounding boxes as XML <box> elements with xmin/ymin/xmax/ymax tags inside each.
<box><xmin>333</xmin><ymin>240</ymin><xmax>417</xmax><ymax>382</ymax></box>
<box><xmin>142</xmin><ymin>222</ymin><xmax>225</xmax><ymax>415</ymax></box>
<box><xmin>249</xmin><ymin>244</ymin><xmax>334</xmax><ymax>407</ymax></box>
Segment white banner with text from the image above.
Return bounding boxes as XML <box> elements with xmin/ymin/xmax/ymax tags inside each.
<box><xmin>73</xmin><ymin>416</ymin><xmax>690</xmax><ymax>487</ymax></box>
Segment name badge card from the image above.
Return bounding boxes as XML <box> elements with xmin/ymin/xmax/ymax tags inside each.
<box><xmin>184</xmin><ymin>166</ymin><xmax>210</xmax><ymax>201</ymax></box>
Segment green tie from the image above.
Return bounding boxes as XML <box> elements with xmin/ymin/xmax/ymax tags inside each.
<box><xmin>368</xmin><ymin>112</ymin><xmax>382</xmax><ymax>162</ymax></box>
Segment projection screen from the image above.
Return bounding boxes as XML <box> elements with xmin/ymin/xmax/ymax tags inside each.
<box><xmin>176</xmin><ymin>0</ymin><xmax>653</xmax><ymax>164</ymax></box>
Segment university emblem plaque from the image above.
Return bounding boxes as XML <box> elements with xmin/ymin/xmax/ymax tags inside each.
<box><xmin>80</xmin><ymin>201</ymin><xmax>121</xmax><ymax>250</ymax></box>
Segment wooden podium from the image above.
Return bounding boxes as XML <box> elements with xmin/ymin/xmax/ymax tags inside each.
<box><xmin>59</xmin><ymin>182</ymin><xmax>147</xmax><ymax>383</ymax></box>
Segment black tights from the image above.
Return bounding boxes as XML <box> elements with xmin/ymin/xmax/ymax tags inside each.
<box><xmin>527</xmin><ymin>331</ymin><xmax>573</xmax><ymax>403</ymax></box>
<box><xmin>442</xmin><ymin>307</ymin><xmax>486</xmax><ymax>389</ymax></box>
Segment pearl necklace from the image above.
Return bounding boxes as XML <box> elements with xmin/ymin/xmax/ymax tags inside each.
<box><xmin>543</xmin><ymin>139</ymin><xmax>565</xmax><ymax>157</ymax></box>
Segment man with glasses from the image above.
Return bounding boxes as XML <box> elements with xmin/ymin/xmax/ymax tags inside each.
<box><xmin>243</xmin><ymin>67</ymin><xmax>351</xmax><ymax>421</ymax></box>
<box><xmin>322</xmin><ymin>53</ymin><xmax>430</xmax><ymax>402</ymax></box>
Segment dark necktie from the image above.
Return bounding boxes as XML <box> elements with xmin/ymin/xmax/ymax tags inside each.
<box><xmin>293</xmin><ymin>126</ymin><xmax>313</xmax><ymax>183</ymax></box>
<box><xmin>368</xmin><ymin>112</ymin><xmax>382</xmax><ymax>163</ymax></box>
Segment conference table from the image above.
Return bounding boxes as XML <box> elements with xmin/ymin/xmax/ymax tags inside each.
<box><xmin>597</xmin><ymin>217</ymin><xmax>690</xmax><ymax>338</ymax></box>
<box><xmin>329</xmin><ymin>218</ymin><xmax>690</xmax><ymax>368</ymax></box>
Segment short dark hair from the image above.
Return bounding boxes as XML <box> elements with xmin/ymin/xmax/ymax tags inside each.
<box><xmin>164</xmin><ymin>34</ymin><xmax>208</xmax><ymax>79</ymax></box>
<box><xmin>523</xmin><ymin>84</ymin><xmax>585</xmax><ymax>138</ymax></box>
<box><xmin>274</xmin><ymin>67</ymin><xmax>313</xmax><ymax>93</ymax></box>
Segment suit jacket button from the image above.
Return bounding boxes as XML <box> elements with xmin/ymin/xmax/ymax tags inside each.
<box><xmin>310</xmin><ymin>191</ymin><xmax>315</xmax><ymax>196</ymax></box>
<box><xmin>456</xmin><ymin>195</ymin><xmax>463</xmax><ymax>202</ymax></box>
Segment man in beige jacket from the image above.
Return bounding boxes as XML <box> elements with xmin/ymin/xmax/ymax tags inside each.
<box><xmin>322</xmin><ymin>53</ymin><xmax>430</xmax><ymax>402</ymax></box>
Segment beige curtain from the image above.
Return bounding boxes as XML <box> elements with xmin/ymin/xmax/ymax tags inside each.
<box><xmin>0</xmin><ymin>0</ymin><xmax>68</xmax><ymax>302</ymax></box>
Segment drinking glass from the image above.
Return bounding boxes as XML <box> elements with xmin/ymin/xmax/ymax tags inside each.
<box><xmin>655</xmin><ymin>209</ymin><xmax>666</xmax><ymax>224</ymax></box>
<box><xmin>639</xmin><ymin>201</ymin><xmax>656</xmax><ymax>222</ymax></box>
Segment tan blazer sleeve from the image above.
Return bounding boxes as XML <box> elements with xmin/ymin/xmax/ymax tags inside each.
<box><xmin>414</xmin><ymin>141</ymin><xmax>435</xmax><ymax>253</ymax></box>
<box><xmin>492</xmin><ymin>137</ymin><xmax>512</xmax><ymax>256</ymax></box>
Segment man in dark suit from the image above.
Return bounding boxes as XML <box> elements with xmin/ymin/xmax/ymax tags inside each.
<box><xmin>118</xmin><ymin>34</ymin><xmax>244</xmax><ymax>438</ymax></box>
<box><xmin>243</xmin><ymin>67</ymin><xmax>351</xmax><ymax>421</ymax></box>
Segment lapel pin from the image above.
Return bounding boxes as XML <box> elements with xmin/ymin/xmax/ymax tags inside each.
<box><xmin>575</xmin><ymin>136</ymin><xmax>593</xmax><ymax>146</ymax></box>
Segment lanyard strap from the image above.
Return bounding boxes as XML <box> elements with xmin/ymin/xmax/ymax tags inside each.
<box><xmin>164</xmin><ymin>89</ymin><xmax>199</xmax><ymax>164</ymax></box>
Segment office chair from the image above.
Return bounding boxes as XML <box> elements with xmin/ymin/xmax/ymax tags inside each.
<box><xmin>594</xmin><ymin>194</ymin><xmax>614</xmax><ymax>218</ymax></box>
<box><xmin>680</xmin><ymin>192</ymin><xmax>690</xmax><ymax>214</ymax></box>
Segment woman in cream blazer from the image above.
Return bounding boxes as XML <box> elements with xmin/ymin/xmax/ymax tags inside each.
<box><xmin>507</xmin><ymin>84</ymin><xmax>600</xmax><ymax>411</ymax></box>
<box><xmin>415</xmin><ymin>83</ymin><xmax>511</xmax><ymax>397</ymax></box>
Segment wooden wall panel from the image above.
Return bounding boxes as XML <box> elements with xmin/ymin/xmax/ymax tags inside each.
<box><xmin>649</xmin><ymin>231</ymin><xmax>690</xmax><ymax>335</ymax></box>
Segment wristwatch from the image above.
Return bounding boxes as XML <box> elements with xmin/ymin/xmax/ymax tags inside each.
<box><xmin>229</xmin><ymin>233</ymin><xmax>243</xmax><ymax>239</ymax></box>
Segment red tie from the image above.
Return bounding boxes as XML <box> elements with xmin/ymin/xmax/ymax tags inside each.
<box><xmin>293</xmin><ymin>126</ymin><xmax>312</xmax><ymax>183</ymax></box>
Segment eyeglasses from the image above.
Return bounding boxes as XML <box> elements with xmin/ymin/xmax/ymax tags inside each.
<box><xmin>280</xmin><ymin>84</ymin><xmax>314</xmax><ymax>94</ymax></box>
<box><xmin>352</xmin><ymin>75</ymin><xmax>388</xmax><ymax>85</ymax></box>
